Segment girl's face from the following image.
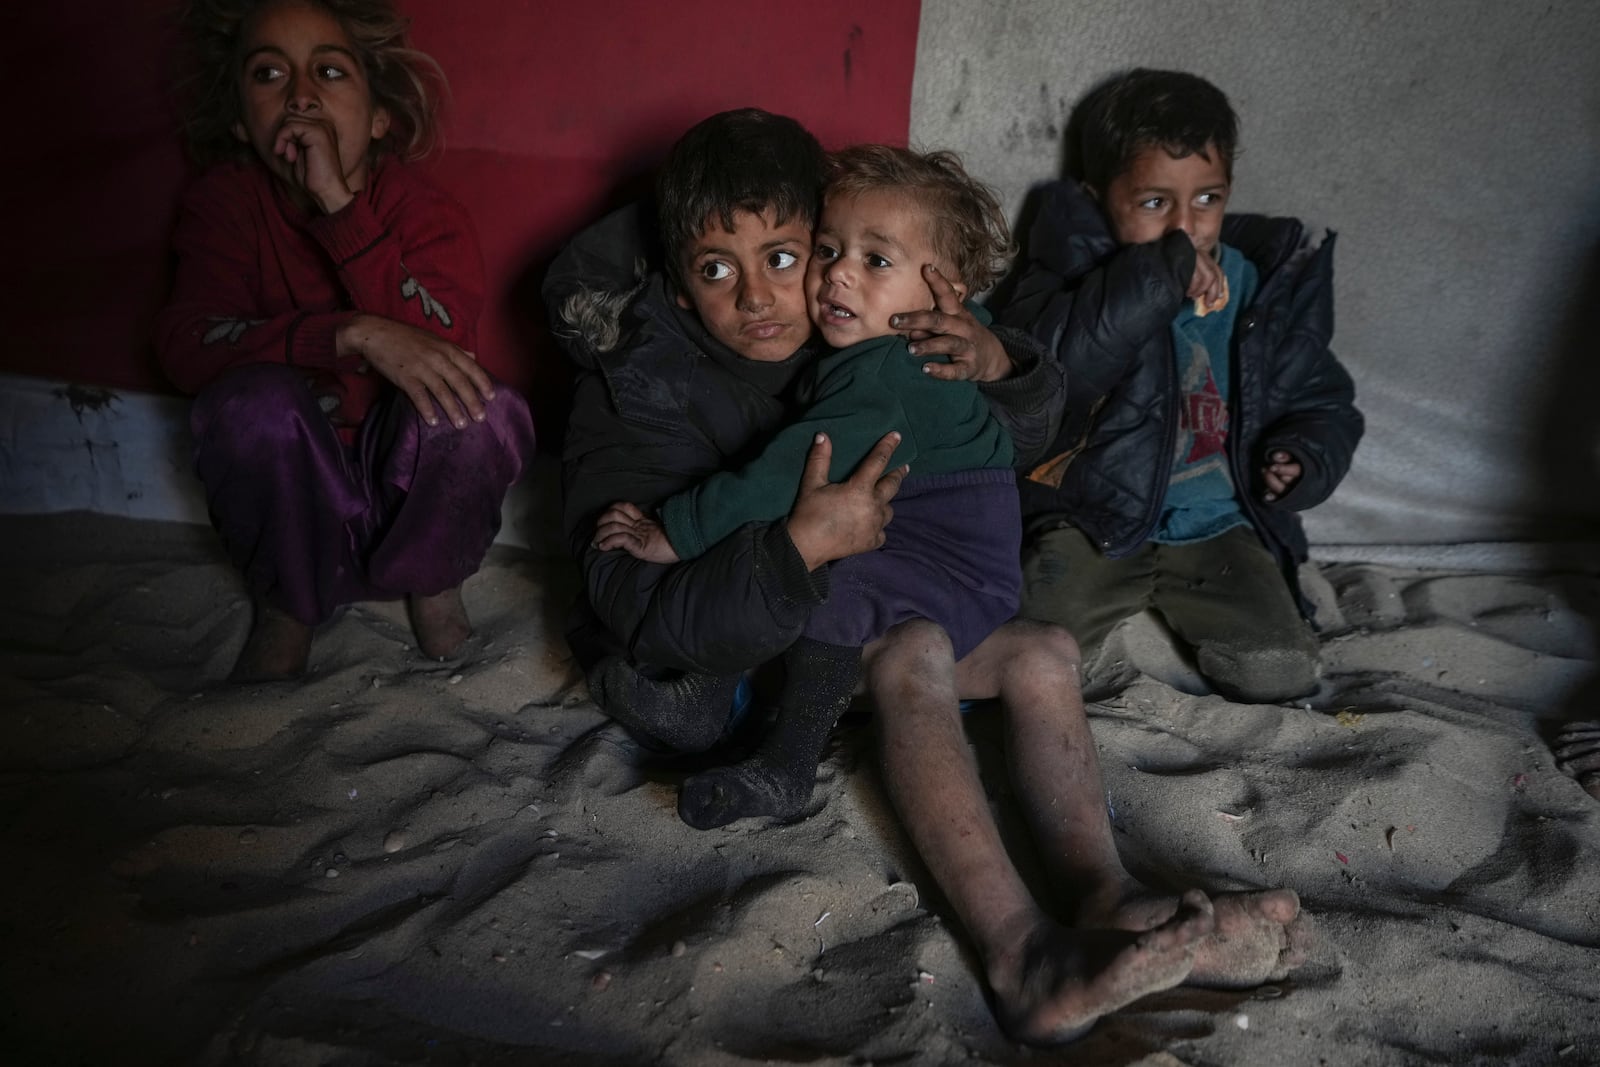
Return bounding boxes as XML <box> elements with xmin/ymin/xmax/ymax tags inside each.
<box><xmin>231</xmin><ymin>0</ymin><xmax>390</xmax><ymax>196</ymax></box>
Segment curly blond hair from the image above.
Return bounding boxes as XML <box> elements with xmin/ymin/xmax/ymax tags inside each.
<box><xmin>824</xmin><ymin>145</ymin><xmax>1014</xmax><ymax>294</ymax></box>
<box><xmin>176</xmin><ymin>0</ymin><xmax>447</xmax><ymax>165</ymax></box>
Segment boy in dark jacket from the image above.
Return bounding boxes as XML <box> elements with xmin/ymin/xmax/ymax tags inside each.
<box><xmin>999</xmin><ymin>69</ymin><xmax>1364</xmax><ymax>702</ymax></box>
<box><xmin>597</xmin><ymin>145</ymin><xmax>1026</xmax><ymax>830</ymax></box>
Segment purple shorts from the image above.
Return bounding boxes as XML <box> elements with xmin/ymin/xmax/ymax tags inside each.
<box><xmin>803</xmin><ymin>468</ymin><xmax>1021</xmax><ymax>660</ymax></box>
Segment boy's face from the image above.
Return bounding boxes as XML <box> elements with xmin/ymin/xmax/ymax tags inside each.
<box><xmin>232</xmin><ymin>0</ymin><xmax>391</xmax><ymax>195</ymax></box>
<box><xmin>1096</xmin><ymin>142</ymin><xmax>1231</xmax><ymax>258</ymax></box>
<box><xmin>808</xmin><ymin>189</ymin><xmax>950</xmax><ymax>349</ymax></box>
<box><xmin>675</xmin><ymin>207</ymin><xmax>813</xmax><ymax>363</ymax></box>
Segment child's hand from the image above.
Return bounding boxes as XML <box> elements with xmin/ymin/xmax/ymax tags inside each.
<box><xmin>339</xmin><ymin>314</ymin><xmax>496</xmax><ymax>429</ymax></box>
<box><xmin>1187</xmin><ymin>243</ymin><xmax>1226</xmax><ymax>310</ymax></box>
<box><xmin>274</xmin><ymin>116</ymin><xmax>355</xmax><ymax>214</ymax></box>
<box><xmin>890</xmin><ymin>264</ymin><xmax>1014</xmax><ymax>382</ymax></box>
<box><xmin>1260</xmin><ymin>449</ymin><xmax>1303</xmax><ymax>502</ymax></box>
<box><xmin>787</xmin><ymin>431</ymin><xmax>907</xmax><ymax>571</ymax></box>
<box><xmin>593</xmin><ymin>502</ymin><xmax>681</xmax><ymax>563</ymax></box>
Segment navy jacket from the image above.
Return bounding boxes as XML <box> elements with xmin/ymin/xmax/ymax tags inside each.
<box><xmin>997</xmin><ymin>180</ymin><xmax>1363</xmax><ymax>609</ymax></box>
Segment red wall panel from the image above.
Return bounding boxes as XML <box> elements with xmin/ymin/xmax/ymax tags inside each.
<box><xmin>3</xmin><ymin>1</ymin><xmax>921</xmax><ymax>439</ymax></box>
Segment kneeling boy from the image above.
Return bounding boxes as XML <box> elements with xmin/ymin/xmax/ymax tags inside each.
<box><xmin>999</xmin><ymin>68</ymin><xmax>1364</xmax><ymax>702</ymax></box>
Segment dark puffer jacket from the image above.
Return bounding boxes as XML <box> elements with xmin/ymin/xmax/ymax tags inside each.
<box><xmin>997</xmin><ymin>180</ymin><xmax>1363</xmax><ymax>609</ymax></box>
<box><xmin>545</xmin><ymin>202</ymin><xmax>1064</xmax><ymax>677</ymax></box>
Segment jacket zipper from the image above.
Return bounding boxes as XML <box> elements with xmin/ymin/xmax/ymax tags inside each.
<box><xmin>1119</xmin><ymin>329</ymin><xmax>1180</xmax><ymax>552</ymax></box>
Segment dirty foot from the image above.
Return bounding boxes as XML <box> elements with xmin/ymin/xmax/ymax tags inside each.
<box><xmin>1554</xmin><ymin>722</ymin><xmax>1600</xmax><ymax>800</ymax></box>
<box><xmin>1083</xmin><ymin>886</ymin><xmax>1309</xmax><ymax>989</ymax></box>
<box><xmin>409</xmin><ymin>586</ymin><xmax>472</xmax><ymax>660</ymax></box>
<box><xmin>230</xmin><ymin>602</ymin><xmax>312</xmax><ymax>682</ymax></box>
<box><xmin>994</xmin><ymin>890</ymin><xmax>1214</xmax><ymax>1045</ymax></box>
<box><xmin>1191</xmin><ymin>889</ymin><xmax>1310</xmax><ymax>987</ymax></box>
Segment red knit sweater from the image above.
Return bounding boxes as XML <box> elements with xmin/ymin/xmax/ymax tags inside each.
<box><xmin>156</xmin><ymin>157</ymin><xmax>484</xmax><ymax>434</ymax></box>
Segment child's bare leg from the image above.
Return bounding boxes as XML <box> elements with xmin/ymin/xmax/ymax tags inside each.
<box><xmin>955</xmin><ymin>619</ymin><xmax>1310</xmax><ymax>988</ymax></box>
<box><xmin>865</xmin><ymin>620</ymin><xmax>1212</xmax><ymax>1045</ymax></box>
<box><xmin>409</xmin><ymin>585</ymin><xmax>472</xmax><ymax>660</ymax></box>
<box><xmin>230</xmin><ymin>599</ymin><xmax>312</xmax><ymax>682</ymax></box>
<box><xmin>1554</xmin><ymin>722</ymin><xmax>1600</xmax><ymax>800</ymax></box>
<box><xmin>955</xmin><ymin>621</ymin><xmax>1131</xmax><ymax>901</ymax></box>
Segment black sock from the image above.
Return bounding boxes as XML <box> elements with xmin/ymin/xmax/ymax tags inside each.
<box><xmin>588</xmin><ymin>655</ymin><xmax>737</xmax><ymax>753</ymax></box>
<box><xmin>678</xmin><ymin>638</ymin><xmax>860</xmax><ymax>829</ymax></box>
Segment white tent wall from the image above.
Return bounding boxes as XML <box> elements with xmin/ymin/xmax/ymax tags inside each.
<box><xmin>909</xmin><ymin>0</ymin><xmax>1600</xmax><ymax>565</ymax></box>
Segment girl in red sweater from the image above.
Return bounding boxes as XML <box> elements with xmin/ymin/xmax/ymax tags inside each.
<box><xmin>159</xmin><ymin>0</ymin><xmax>535</xmax><ymax>681</ymax></box>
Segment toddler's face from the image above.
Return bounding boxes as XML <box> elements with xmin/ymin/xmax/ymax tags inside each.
<box><xmin>808</xmin><ymin>189</ymin><xmax>949</xmax><ymax>349</ymax></box>
<box><xmin>1097</xmin><ymin>142</ymin><xmax>1231</xmax><ymax>258</ymax></box>
<box><xmin>675</xmin><ymin>206</ymin><xmax>813</xmax><ymax>363</ymax></box>
<box><xmin>232</xmin><ymin>0</ymin><xmax>390</xmax><ymax>195</ymax></box>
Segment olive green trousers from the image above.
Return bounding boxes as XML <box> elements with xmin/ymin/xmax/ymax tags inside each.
<box><xmin>1020</xmin><ymin>524</ymin><xmax>1320</xmax><ymax>703</ymax></box>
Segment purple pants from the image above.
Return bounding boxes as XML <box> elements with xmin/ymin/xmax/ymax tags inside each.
<box><xmin>191</xmin><ymin>364</ymin><xmax>536</xmax><ymax>625</ymax></box>
<box><xmin>803</xmin><ymin>468</ymin><xmax>1022</xmax><ymax>660</ymax></box>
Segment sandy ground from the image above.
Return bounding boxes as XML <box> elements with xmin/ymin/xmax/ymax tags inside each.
<box><xmin>2</xmin><ymin>512</ymin><xmax>1598</xmax><ymax>1066</ymax></box>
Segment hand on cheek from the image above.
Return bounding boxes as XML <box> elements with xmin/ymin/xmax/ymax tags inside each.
<box><xmin>890</xmin><ymin>264</ymin><xmax>1012</xmax><ymax>383</ymax></box>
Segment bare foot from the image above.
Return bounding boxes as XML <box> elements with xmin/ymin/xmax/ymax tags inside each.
<box><xmin>409</xmin><ymin>586</ymin><xmax>473</xmax><ymax>660</ymax></box>
<box><xmin>993</xmin><ymin>890</ymin><xmax>1214</xmax><ymax>1045</ymax></box>
<box><xmin>1191</xmin><ymin>889</ymin><xmax>1310</xmax><ymax>987</ymax></box>
<box><xmin>230</xmin><ymin>602</ymin><xmax>312</xmax><ymax>682</ymax></box>
<box><xmin>1554</xmin><ymin>722</ymin><xmax>1600</xmax><ymax>800</ymax></box>
<box><xmin>1083</xmin><ymin>886</ymin><xmax>1309</xmax><ymax>989</ymax></box>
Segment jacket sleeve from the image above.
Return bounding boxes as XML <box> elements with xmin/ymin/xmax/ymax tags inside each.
<box><xmin>155</xmin><ymin>167</ymin><xmax>482</xmax><ymax>394</ymax></box>
<box><xmin>1255</xmin><ymin>238</ymin><xmax>1363</xmax><ymax>511</ymax></box>
<box><xmin>997</xmin><ymin>182</ymin><xmax>1195</xmax><ymax>439</ymax></box>
<box><xmin>978</xmin><ymin>324</ymin><xmax>1063</xmax><ymax>469</ymax></box>
<box><xmin>561</xmin><ymin>361</ymin><xmax>826</xmax><ymax>676</ymax></box>
<box><xmin>309</xmin><ymin>177</ymin><xmax>483</xmax><ymax>351</ymax></box>
<box><xmin>155</xmin><ymin>173</ymin><xmax>356</xmax><ymax>391</ymax></box>
<box><xmin>1016</xmin><ymin>234</ymin><xmax>1193</xmax><ymax>414</ymax></box>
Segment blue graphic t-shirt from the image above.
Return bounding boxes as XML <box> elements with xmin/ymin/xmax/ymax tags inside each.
<box><xmin>1153</xmin><ymin>243</ymin><xmax>1259</xmax><ymax>544</ymax></box>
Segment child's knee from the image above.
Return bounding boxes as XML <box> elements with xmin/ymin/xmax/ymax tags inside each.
<box><xmin>865</xmin><ymin>619</ymin><xmax>953</xmax><ymax>669</ymax></box>
<box><xmin>1197</xmin><ymin>642</ymin><xmax>1320</xmax><ymax>704</ymax></box>
<box><xmin>424</xmin><ymin>386</ymin><xmax>535</xmax><ymax>464</ymax></box>
<box><xmin>991</xmin><ymin>618</ymin><xmax>1082</xmax><ymax>674</ymax></box>
<box><xmin>192</xmin><ymin>365</ymin><xmax>319</xmax><ymax>456</ymax></box>
<box><xmin>1026</xmin><ymin>620</ymin><xmax>1081</xmax><ymax>669</ymax></box>
<box><xmin>863</xmin><ymin>620</ymin><xmax>957</xmax><ymax>704</ymax></box>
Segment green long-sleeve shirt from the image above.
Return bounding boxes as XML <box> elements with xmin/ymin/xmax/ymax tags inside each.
<box><xmin>661</xmin><ymin>332</ymin><xmax>1013</xmax><ymax>559</ymax></box>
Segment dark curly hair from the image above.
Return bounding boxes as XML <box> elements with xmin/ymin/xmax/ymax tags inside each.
<box><xmin>656</xmin><ymin>108</ymin><xmax>827</xmax><ymax>289</ymax></box>
<box><xmin>176</xmin><ymin>0</ymin><xmax>447</xmax><ymax>166</ymax></box>
<box><xmin>1074</xmin><ymin>68</ymin><xmax>1239</xmax><ymax>194</ymax></box>
<box><xmin>823</xmin><ymin>144</ymin><xmax>1014</xmax><ymax>294</ymax></box>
